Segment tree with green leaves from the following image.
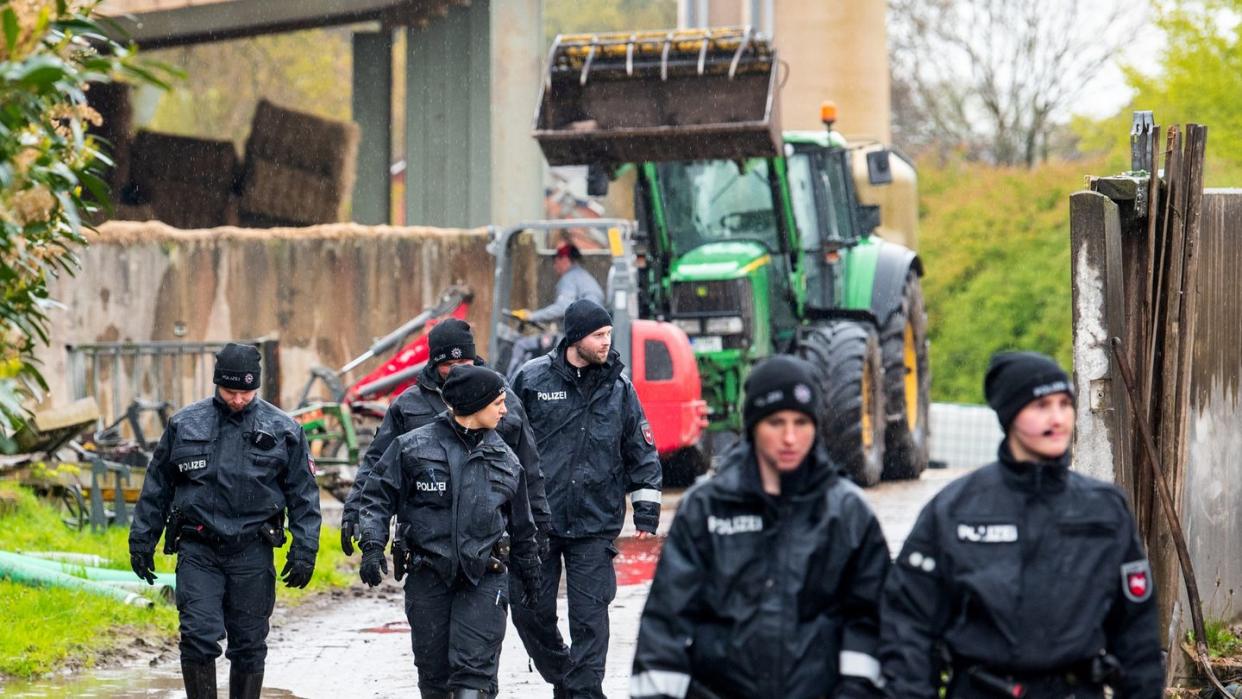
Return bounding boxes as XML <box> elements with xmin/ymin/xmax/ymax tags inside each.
<box><xmin>1082</xmin><ymin>0</ymin><xmax>1242</xmax><ymax>185</ymax></box>
<box><xmin>0</xmin><ymin>0</ymin><xmax>168</xmax><ymax>451</ymax></box>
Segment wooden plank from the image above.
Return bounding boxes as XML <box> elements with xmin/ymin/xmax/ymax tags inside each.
<box><xmin>1169</xmin><ymin>124</ymin><xmax>1207</xmax><ymax>516</ymax></box>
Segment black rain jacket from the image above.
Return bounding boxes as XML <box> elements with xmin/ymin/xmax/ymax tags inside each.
<box><xmin>357</xmin><ymin>414</ymin><xmax>540</xmax><ymax>587</ymax></box>
<box><xmin>879</xmin><ymin>443</ymin><xmax>1164</xmax><ymax>698</ymax></box>
<box><xmin>511</xmin><ymin>339</ymin><xmax>662</xmax><ymax>538</ymax></box>
<box><xmin>631</xmin><ymin>441</ymin><xmax>891</xmax><ymax>699</ymax></box>
<box><xmin>130</xmin><ymin>396</ymin><xmax>322</xmax><ymax>560</ymax></box>
<box><xmin>343</xmin><ymin>359</ymin><xmax>549</xmax><ymax>528</ymax></box>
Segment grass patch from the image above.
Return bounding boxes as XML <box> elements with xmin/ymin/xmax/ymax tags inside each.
<box><xmin>1188</xmin><ymin>619</ymin><xmax>1242</xmax><ymax>659</ymax></box>
<box><xmin>0</xmin><ymin>486</ymin><xmax>351</xmax><ymax>678</ymax></box>
<box><xmin>0</xmin><ymin>579</ymin><xmax>177</xmax><ymax>678</ymax></box>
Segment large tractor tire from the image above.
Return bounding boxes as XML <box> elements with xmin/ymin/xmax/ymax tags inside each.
<box><xmin>880</xmin><ymin>272</ymin><xmax>931</xmax><ymax>480</ymax></box>
<box><xmin>798</xmin><ymin>320</ymin><xmax>887</xmax><ymax>487</ymax></box>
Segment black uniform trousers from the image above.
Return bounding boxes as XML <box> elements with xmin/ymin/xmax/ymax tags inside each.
<box><xmin>405</xmin><ymin>566</ymin><xmax>510</xmax><ymax>694</ymax></box>
<box><xmin>175</xmin><ymin>538</ymin><xmax>275</xmax><ymax>673</ymax></box>
<box><xmin>510</xmin><ymin>535</ymin><xmax>616</xmax><ymax>698</ymax></box>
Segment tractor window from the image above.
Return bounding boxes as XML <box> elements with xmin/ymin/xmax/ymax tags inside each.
<box><xmin>656</xmin><ymin>159</ymin><xmax>781</xmax><ymax>255</ymax></box>
<box><xmin>822</xmin><ymin>152</ymin><xmax>856</xmax><ymax>242</ymax></box>
<box><xmin>786</xmin><ymin>153</ymin><xmax>823</xmax><ymax>250</ymax></box>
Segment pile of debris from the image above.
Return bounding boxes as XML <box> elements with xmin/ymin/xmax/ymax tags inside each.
<box><xmin>95</xmin><ymin>89</ymin><xmax>359</xmax><ymax>229</ymax></box>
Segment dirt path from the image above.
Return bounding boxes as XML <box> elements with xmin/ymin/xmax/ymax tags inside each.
<box><xmin>2</xmin><ymin>466</ymin><xmax>972</xmax><ymax>698</ymax></box>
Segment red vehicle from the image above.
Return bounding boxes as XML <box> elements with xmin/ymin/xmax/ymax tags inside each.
<box><xmin>487</xmin><ymin>219</ymin><xmax>709</xmax><ymax>484</ymax></box>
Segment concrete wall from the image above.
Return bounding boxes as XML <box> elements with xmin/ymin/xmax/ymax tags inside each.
<box><xmin>37</xmin><ymin>221</ymin><xmax>538</xmax><ymax>412</ymax></box>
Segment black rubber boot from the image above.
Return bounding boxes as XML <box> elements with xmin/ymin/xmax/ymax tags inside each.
<box><xmin>553</xmin><ymin>685</ymin><xmax>569</xmax><ymax>699</ymax></box>
<box><xmin>420</xmin><ymin>691</ymin><xmax>451</xmax><ymax>699</ymax></box>
<box><xmin>451</xmin><ymin>690</ymin><xmax>494</xmax><ymax>699</ymax></box>
<box><xmin>229</xmin><ymin>666</ymin><xmax>264</xmax><ymax>699</ymax></box>
<box><xmin>180</xmin><ymin>660</ymin><xmax>217</xmax><ymax>699</ymax></box>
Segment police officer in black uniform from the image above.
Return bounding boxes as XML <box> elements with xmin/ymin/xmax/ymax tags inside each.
<box><xmin>509</xmin><ymin>298</ymin><xmax>663</xmax><ymax>699</ymax></box>
<box><xmin>631</xmin><ymin>355</ymin><xmax>890</xmax><ymax>699</ymax></box>
<box><xmin>340</xmin><ymin>318</ymin><xmax>549</xmax><ymax>556</ymax></box>
<box><xmin>357</xmin><ymin>364</ymin><xmax>542</xmax><ymax>699</ymax></box>
<box><xmin>129</xmin><ymin>343</ymin><xmax>322</xmax><ymax>699</ymax></box>
<box><xmin>879</xmin><ymin>351</ymin><xmax>1164</xmax><ymax>698</ymax></box>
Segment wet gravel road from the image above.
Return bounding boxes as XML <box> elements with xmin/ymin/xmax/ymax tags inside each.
<box><xmin>3</xmin><ymin>466</ymin><xmax>973</xmax><ymax>698</ymax></box>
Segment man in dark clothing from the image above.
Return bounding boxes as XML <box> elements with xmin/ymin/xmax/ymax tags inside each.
<box><xmin>509</xmin><ymin>298</ymin><xmax>663</xmax><ymax>699</ymax></box>
<box><xmin>341</xmin><ymin>318</ymin><xmax>549</xmax><ymax>555</ymax></box>
<box><xmin>357</xmin><ymin>364</ymin><xmax>542</xmax><ymax>699</ymax></box>
<box><xmin>879</xmin><ymin>351</ymin><xmax>1164</xmax><ymax>698</ymax></box>
<box><xmin>631</xmin><ymin>355</ymin><xmax>890</xmax><ymax>699</ymax></box>
<box><xmin>130</xmin><ymin>343</ymin><xmax>322</xmax><ymax>699</ymax></box>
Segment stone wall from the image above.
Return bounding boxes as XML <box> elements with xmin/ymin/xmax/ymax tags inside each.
<box><xmin>38</xmin><ymin>221</ymin><xmax>538</xmax><ymax>412</ymax></box>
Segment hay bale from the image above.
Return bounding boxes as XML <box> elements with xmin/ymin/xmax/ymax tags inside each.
<box><xmin>112</xmin><ymin>201</ymin><xmax>155</xmax><ymax>223</ymax></box>
<box><xmin>239</xmin><ymin>99</ymin><xmax>360</xmax><ymax>226</ymax></box>
<box><xmin>126</xmin><ymin>130</ymin><xmax>238</xmax><ymax>229</ymax></box>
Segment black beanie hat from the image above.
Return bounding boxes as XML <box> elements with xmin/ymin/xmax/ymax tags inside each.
<box><xmin>214</xmin><ymin>342</ymin><xmax>262</xmax><ymax>391</ymax></box>
<box><xmin>442</xmin><ymin>365</ymin><xmax>506</xmax><ymax>417</ymax></box>
<box><xmin>564</xmin><ymin>299</ymin><xmax>612</xmax><ymax>346</ymax></box>
<box><xmin>743</xmin><ymin>355</ymin><xmax>822</xmax><ymax>434</ymax></box>
<box><xmin>428</xmin><ymin>318</ymin><xmax>476</xmax><ymax>366</ymax></box>
<box><xmin>984</xmin><ymin>351</ymin><xmax>1074</xmax><ymax>431</ymax></box>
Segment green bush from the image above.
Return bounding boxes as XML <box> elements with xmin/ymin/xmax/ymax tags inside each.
<box><xmin>917</xmin><ymin>158</ymin><xmax>1088</xmax><ymax>403</ymax></box>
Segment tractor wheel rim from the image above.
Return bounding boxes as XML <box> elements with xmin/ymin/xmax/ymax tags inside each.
<box><xmin>904</xmin><ymin>321</ymin><xmax>920</xmax><ymax>431</ymax></box>
<box><xmin>862</xmin><ymin>359</ymin><xmax>874</xmax><ymax>450</ymax></box>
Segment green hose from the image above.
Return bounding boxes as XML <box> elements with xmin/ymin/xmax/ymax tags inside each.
<box><xmin>5</xmin><ymin>551</ymin><xmax>177</xmax><ymax>588</ymax></box>
<box><xmin>0</xmin><ymin>552</ymin><xmax>155</xmax><ymax>607</ymax></box>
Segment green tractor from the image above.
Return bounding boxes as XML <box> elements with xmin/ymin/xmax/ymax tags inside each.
<box><xmin>533</xmin><ymin>28</ymin><xmax>929</xmax><ymax>484</ymax></box>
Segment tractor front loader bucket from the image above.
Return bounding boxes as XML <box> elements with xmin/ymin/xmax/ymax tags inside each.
<box><xmin>534</xmin><ymin>27</ymin><xmax>782</xmax><ymax>165</ymax></box>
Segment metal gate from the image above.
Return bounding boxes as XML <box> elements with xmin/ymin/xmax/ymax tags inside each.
<box><xmin>65</xmin><ymin>338</ymin><xmax>281</xmax><ymax>436</ymax></box>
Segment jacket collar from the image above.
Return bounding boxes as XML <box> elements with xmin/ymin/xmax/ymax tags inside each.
<box><xmin>549</xmin><ymin>337</ymin><xmax>624</xmax><ymax>387</ymax></box>
<box><xmin>434</xmin><ymin>412</ymin><xmax>507</xmax><ymax>454</ymax></box>
<box><xmin>715</xmin><ymin>439</ymin><xmax>839</xmax><ymax>504</ymax></box>
<box><xmin>212</xmin><ymin>393</ymin><xmax>259</xmax><ymax>422</ymax></box>
<box><xmin>996</xmin><ymin>439</ymin><xmax>1071</xmax><ymax>495</ymax></box>
<box><xmin>419</xmin><ymin>356</ymin><xmax>489</xmax><ymax>395</ymax></box>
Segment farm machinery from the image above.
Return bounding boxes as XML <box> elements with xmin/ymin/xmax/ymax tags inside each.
<box><xmin>529</xmin><ymin>27</ymin><xmax>930</xmax><ymax>484</ymax></box>
<box><xmin>291</xmin><ymin>286</ymin><xmax>472</xmax><ymax>499</ymax></box>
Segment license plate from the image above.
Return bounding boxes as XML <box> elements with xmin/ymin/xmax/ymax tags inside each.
<box><xmin>691</xmin><ymin>335</ymin><xmax>723</xmax><ymax>353</ymax></box>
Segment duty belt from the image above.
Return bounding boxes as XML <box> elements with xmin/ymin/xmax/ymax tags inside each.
<box><xmin>953</xmin><ymin>654</ymin><xmax>1120</xmax><ymax>698</ymax></box>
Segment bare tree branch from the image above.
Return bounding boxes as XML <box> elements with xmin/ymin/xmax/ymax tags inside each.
<box><xmin>889</xmin><ymin>0</ymin><xmax>1138</xmax><ymax>166</ymax></box>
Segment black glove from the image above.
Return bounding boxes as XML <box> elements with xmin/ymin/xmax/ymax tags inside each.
<box><xmin>518</xmin><ymin>570</ymin><xmax>543</xmax><ymax>609</ymax></box>
<box><xmin>280</xmin><ymin>554</ymin><xmax>315</xmax><ymax>589</ymax></box>
<box><xmin>339</xmin><ymin>514</ymin><xmax>359</xmax><ymax>556</ymax></box>
<box><xmin>130</xmin><ymin>548</ymin><xmax>156</xmax><ymax>585</ymax></box>
<box><xmin>360</xmin><ymin>543</ymin><xmax>388</xmax><ymax>587</ymax></box>
<box><xmin>834</xmin><ymin>677</ymin><xmax>884</xmax><ymax>699</ymax></box>
<box><xmin>535</xmin><ymin>525</ymin><xmax>551</xmax><ymax>561</ymax></box>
